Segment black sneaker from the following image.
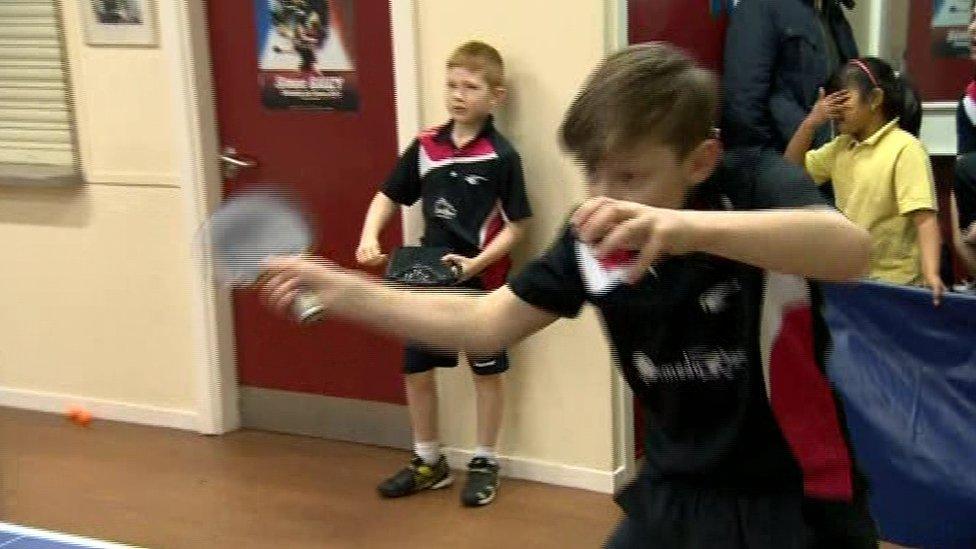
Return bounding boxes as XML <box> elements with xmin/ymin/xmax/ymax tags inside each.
<box><xmin>461</xmin><ymin>456</ymin><xmax>499</xmax><ymax>507</ymax></box>
<box><xmin>377</xmin><ymin>454</ymin><xmax>453</xmax><ymax>498</ymax></box>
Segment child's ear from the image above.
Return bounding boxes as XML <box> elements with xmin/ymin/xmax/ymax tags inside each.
<box><xmin>491</xmin><ymin>85</ymin><xmax>508</xmax><ymax>107</ymax></box>
<box><xmin>870</xmin><ymin>88</ymin><xmax>884</xmax><ymax>111</ymax></box>
<box><xmin>684</xmin><ymin>138</ymin><xmax>722</xmax><ymax>185</ymax></box>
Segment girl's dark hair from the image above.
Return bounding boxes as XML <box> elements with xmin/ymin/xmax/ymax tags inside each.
<box><xmin>828</xmin><ymin>57</ymin><xmax>922</xmax><ymax>137</ymax></box>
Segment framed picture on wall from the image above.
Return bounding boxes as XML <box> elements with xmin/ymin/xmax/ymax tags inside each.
<box><xmin>80</xmin><ymin>0</ymin><xmax>158</xmax><ymax>47</ymax></box>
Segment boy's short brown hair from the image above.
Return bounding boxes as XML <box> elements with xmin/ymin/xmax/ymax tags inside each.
<box><xmin>560</xmin><ymin>43</ymin><xmax>718</xmax><ymax>168</ymax></box>
<box><xmin>447</xmin><ymin>41</ymin><xmax>505</xmax><ymax>88</ymax></box>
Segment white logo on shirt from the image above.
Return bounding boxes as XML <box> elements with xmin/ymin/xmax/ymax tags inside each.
<box><xmin>633</xmin><ymin>347</ymin><xmax>746</xmax><ymax>385</ymax></box>
<box><xmin>464</xmin><ymin>174</ymin><xmax>488</xmax><ymax>186</ymax></box>
<box><xmin>433</xmin><ymin>197</ymin><xmax>457</xmax><ymax>220</ymax></box>
<box><xmin>574</xmin><ymin>241</ymin><xmax>659</xmax><ymax>295</ymax></box>
<box><xmin>699</xmin><ymin>279</ymin><xmax>741</xmax><ymax>315</ymax></box>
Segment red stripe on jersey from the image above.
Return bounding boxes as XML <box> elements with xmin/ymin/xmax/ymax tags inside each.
<box><xmin>769</xmin><ymin>304</ymin><xmax>854</xmax><ymax>501</ymax></box>
<box><xmin>479</xmin><ymin>207</ymin><xmax>509</xmax><ymax>290</ymax></box>
<box><xmin>418</xmin><ymin>131</ymin><xmax>456</xmax><ymax>162</ymax></box>
<box><xmin>418</xmin><ymin>126</ymin><xmax>497</xmax><ymax>163</ymax></box>
<box><xmin>599</xmin><ymin>249</ymin><xmax>637</xmax><ymax>269</ymax></box>
<box><xmin>458</xmin><ymin>136</ymin><xmax>495</xmax><ymax>158</ymax></box>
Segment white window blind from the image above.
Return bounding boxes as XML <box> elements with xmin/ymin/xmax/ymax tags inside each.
<box><xmin>0</xmin><ymin>0</ymin><xmax>76</xmax><ymax>168</ymax></box>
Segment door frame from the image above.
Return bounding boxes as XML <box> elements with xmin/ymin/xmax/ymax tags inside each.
<box><xmin>607</xmin><ymin>0</ymin><xmax>636</xmax><ymax>492</ymax></box>
<box><xmin>168</xmin><ymin>0</ymin><xmax>421</xmax><ymax>435</ymax></box>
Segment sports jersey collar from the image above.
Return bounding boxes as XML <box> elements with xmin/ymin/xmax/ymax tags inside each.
<box><xmin>434</xmin><ymin>115</ymin><xmax>496</xmax><ymax>147</ymax></box>
<box><xmin>854</xmin><ymin>118</ymin><xmax>899</xmax><ymax>148</ymax></box>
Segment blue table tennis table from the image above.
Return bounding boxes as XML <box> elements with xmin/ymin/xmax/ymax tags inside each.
<box><xmin>0</xmin><ymin>523</ymin><xmax>138</xmax><ymax>549</ymax></box>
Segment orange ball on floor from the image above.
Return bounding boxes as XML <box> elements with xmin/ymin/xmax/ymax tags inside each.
<box><xmin>66</xmin><ymin>406</ymin><xmax>92</xmax><ymax>427</ymax></box>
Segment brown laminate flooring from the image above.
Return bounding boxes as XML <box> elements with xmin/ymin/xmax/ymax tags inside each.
<box><xmin>0</xmin><ymin>408</ymin><xmax>620</xmax><ymax>548</ymax></box>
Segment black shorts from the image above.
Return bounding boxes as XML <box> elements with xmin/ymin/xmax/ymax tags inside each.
<box><xmin>403</xmin><ymin>345</ymin><xmax>508</xmax><ymax>376</ymax></box>
<box><xmin>402</xmin><ymin>276</ymin><xmax>508</xmax><ymax>376</ymax></box>
<box><xmin>605</xmin><ymin>479</ymin><xmax>877</xmax><ymax>549</ymax></box>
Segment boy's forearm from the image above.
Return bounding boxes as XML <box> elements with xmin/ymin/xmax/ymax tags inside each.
<box><xmin>471</xmin><ymin>220</ymin><xmax>527</xmax><ymax>272</ymax></box>
<box><xmin>693</xmin><ymin>208</ymin><xmax>870</xmax><ymax>281</ymax></box>
<box><xmin>784</xmin><ymin>118</ymin><xmax>817</xmax><ymax>167</ymax></box>
<box><xmin>360</xmin><ymin>193</ymin><xmax>398</xmax><ymax>242</ymax></box>
<box><xmin>914</xmin><ymin>210</ymin><xmax>943</xmax><ymax>279</ymax></box>
<box><xmin>330</xmin><ymin>271</ymin><xmax>500</xmax><ymax>354</ymax></box>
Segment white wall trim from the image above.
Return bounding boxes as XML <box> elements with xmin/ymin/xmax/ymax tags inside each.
<box><xmin>391</xmin><ymin>0</ymin><xmax>421</xmax><ymax>153</ymax></box>
<box><xmin>162</xmin><ymin>0</ymin><xmax>239</xmax><ymax>434</ymax></box>
<box><xmin>613</xmin><ymin>461</ymin><xmax>636</xmax><ymax>490</ymax></box>
<box><xmin>921</xmin><ymin>101</ymin><xmax>958</xmax><ymax>156</ymax></box>
<box><xmin>612</xmin><ymin>0</ymin><xmax>637</xmax><ymax>493</ymax></box>
<box><xmin>0</xmin><ymin>386</ymin><xmax>198</xmax><ymax>432</ymax></box>
<box><xmin>611</xmin><ymin>367</ymin><xmax>637</xmax><ymax>491</ymax></box>
<box><xmin>390</xmin><ymin>0</ymin><xmax>423</xmax><ymax>246</ymax></box>
<box><xmin>443</xmin><ymin>447</ymin><xmax>619</xmax><ymax>494</ymax></box>
<box><xmin>865</xmin><ymin>0</ymin><xmax>884</xmax><ymax>57</ymax></box>
<box><xmin>605</xmin><ymin>0</ymin><xmax>628</xmax><ymax>51</ymax></box>
<box><xmin>84</xmin><ymin>171</ymin><xmax>180</xmax><ymax>187</ymax></box>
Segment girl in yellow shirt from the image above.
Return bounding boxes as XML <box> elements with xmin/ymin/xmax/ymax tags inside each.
<box><xmin>786</xmin><ymin>57</ymin><xmax>945</xmax><ymax>305</ymax></box>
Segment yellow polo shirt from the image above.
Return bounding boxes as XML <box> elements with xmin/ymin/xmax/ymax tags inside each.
<box><xmin>805</xmin><ymin>119</ymin><xmax>937</xmax><ymax>285</ymax></box>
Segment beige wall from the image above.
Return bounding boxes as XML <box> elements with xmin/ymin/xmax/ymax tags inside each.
<box><xmin>414</xmin><ymin>1</ymin><xmax>618</xmax><ymax>470</ymax></box>
<box><xmin>0</xmin><ymin>1</ymin><xmax>199</xmax><ymax>415</ymax></box>
<box><xmin>0</xmin><ymin>0</ymin><xmax>623</xmax><ymax>473</ymax></box>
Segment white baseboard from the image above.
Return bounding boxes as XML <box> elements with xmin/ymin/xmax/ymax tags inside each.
<box><xmin>241</xmin><ymin>387</ymin><xmax>618</xmax><ymax>494</ymax></box>
<box><xmin>239</xmin><ymin>387</ymin><xmax>413</xmax><ymax>450</ymax></box>
<box><xmin>0</xmin><ymin>386</ymin><xmax>198</xmax><ymax>432</ymax></box>
<box><xmin>613</xmin><ymin>462</ymin><xmax>637</xmax><ymax>491</ymax></box>
<box><xmin>443</xmin><ymin>447</ymin><xmax>620</xmax><ymax>494</ymax></box>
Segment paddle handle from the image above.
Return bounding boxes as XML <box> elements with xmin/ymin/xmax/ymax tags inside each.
<box><xmin>292</xmin><ymin>290</ymin><xmax>327</xmax><ymax>324</ymax></box>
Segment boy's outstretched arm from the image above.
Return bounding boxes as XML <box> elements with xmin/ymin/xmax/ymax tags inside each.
<box><xmin>260</xmin><ymin>257</ymin><xmax>559</xmax><ymax>356</ymax></box>
<box><xmin>573</xmin><ymin>197</ymin><xmax>870</xmax><ymax>283</ymax></box>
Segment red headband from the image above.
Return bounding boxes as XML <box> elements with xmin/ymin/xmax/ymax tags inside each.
<box><xmin>849</xmin><ymin>59</ymin><xmax>879</xmax><ymax>88</ymax></box>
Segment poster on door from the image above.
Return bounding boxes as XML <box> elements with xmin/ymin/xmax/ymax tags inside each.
<box><xmin>932</xmin><ymin>0</ymin><xmax>972</xmax><ymax>27</ymax></box>
<box><xmin>931</xmin><ymin>0</ymin><xmax>973</xmax><ymax>59</ymax></box>
<box><xmin>254</xmin><ymin>0</ymin><xmax>359</xmax><ymax>111</ymax></box>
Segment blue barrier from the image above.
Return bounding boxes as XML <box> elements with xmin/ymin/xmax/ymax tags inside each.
<box><xmin>823</xmin><ymin>281</ymin><xmax>976</xmax><ymax>549</ymax></box>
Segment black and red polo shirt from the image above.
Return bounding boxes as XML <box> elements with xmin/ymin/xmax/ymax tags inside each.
<box><xmin>382</xmin><ymin>117</ymin><xmax>532</xmax><ymax>289</ymax></box>
<box><xmin>508</xmin><ymin>148</ymin><xmax>866</xmax><ymax>512</ymax></box>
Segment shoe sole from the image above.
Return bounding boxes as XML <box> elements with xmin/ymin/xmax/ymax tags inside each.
<box><xmin>378</xmin><ymin>474</ymin><xmax>453</xmax><ymax>498</ymax></box>
<box><xmin>430</xmin><ymin>474</ymin><xmax>454</xmax><ymax>490</ymax></box>
<box><xmin>462</xmin><ymin>485</ymin><xmax>498</xmax><ymax>507</ymax></box>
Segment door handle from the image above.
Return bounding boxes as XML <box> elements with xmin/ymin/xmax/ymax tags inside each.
<box><xmin>220</xmin><ymin>147</ymin><xmax>258</xmax><ymax>179</ymax></box>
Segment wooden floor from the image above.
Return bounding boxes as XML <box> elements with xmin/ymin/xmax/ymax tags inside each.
<box><xmin>0</xmin><ymin>408</ymin><xmax>620</xmax><ymax>548</ymax></box>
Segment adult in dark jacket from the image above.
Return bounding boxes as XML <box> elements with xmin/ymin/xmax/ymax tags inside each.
<box><xmin>722</xmin><ymin>0</ymin><xmax>859</xmax><ymax>151</ymax></box>
<box><xmin>953</xmin><ymin>8</ymin><xmax>976</xmax><ymax>276</ymax></box>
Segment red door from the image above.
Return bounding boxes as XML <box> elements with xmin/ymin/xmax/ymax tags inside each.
<box><xmin>205</xmin><ymin>1</ymin><xmax>406</xmax><ymax>420</ymax></box>
<box><xmin>628</xmin><ymin>0</ymin><xmax>729</xmax><ymax>73</ymax></box>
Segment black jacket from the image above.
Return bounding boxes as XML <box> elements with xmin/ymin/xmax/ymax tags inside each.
<box><xmin>722</xmin><ymin>0</ymin><xmax>859</xmax><ymax>151</ymax></box>
<box><xmin>958</xmin><ymin>97</ymin><xmax>976</xmax><ymax>156</ymax></box>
